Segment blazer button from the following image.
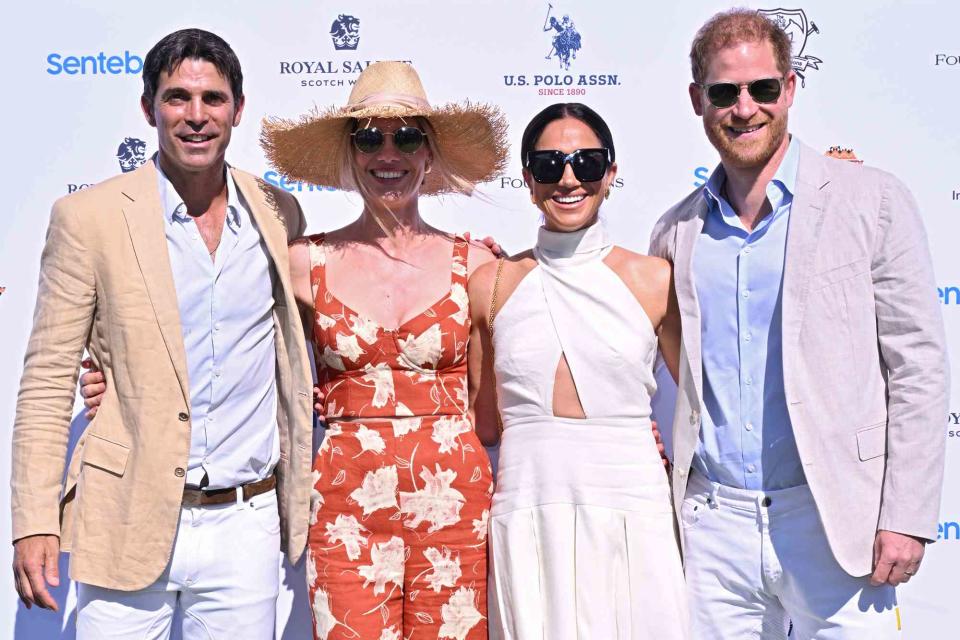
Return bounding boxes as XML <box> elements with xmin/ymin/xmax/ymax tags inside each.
<box><xmin>174</xmin><ymin>467</ymin><xmax>185</xmax><ymax>477</ymax></box>
<box><xmin>178</xmin><ymin>412</ymin><xmax>189</xmax><ymax>422</ymax></box>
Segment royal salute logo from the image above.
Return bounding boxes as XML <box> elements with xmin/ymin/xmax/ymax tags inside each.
<box><xmin>330</xmin><ymin>14</ymin><xmax>360</xmax><ymax>50</ymax></box>
<box><xmin>758</xmin><ymin>8</ymin><xmax>823</xmax><ymax>86</ymax></box>
<box><xmin>116</xmin><ymin>137</ymin><xmax>147</xmax><ymax>173</ymax></box>
<box><xmin>503</xmin><ymin>2</ymin><xmax>621</xmax><ymax>95</ymax></box>
<box><xmin>279</xmin><ymin>14</ymin><xmax>413</xmax><ymax>90</ymax></box>
<box><xmin>67</xmin><ymin>137</ymin><xmax>150</xmax><ymax>193</ymax></box>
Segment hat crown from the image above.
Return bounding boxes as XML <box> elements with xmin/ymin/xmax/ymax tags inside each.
<box><xmin>346</xmin><ymin>61</ymin><xmax>431</xmax><ymax>111</ymax></box>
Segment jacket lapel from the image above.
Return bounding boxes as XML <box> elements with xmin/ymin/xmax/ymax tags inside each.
<box><xmin>674</xmin><ymin>199</ymin><xmax>708</xmax><ymax>406</ymax></box>
<box><xmin>781</xmin><ymin>142</ymin><xmax>830</xmax><ymax>353</ymax></box>
<box><xmin>231</xmin><ymin>169</ymin><xmax>292</xmax><ymax>300</ymax></box>
<box><xmin>120</xmin><ymin>161</ymin><xmax>190</xmax><ymax>404</ymax></box>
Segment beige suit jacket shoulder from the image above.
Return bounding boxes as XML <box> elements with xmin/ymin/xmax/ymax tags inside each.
<box><xmin>11</xmin><ymin>162</ymin><xmax>313</xmax><ymax>590</ymax></box>
<box><xmin>650</xmin><ymin>140</ymin><xmax>948</xmax><ymax>576</ymax></box>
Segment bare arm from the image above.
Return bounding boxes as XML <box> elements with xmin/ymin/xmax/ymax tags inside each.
<box><xmin>467</xmin><ymin>260</ymin><xmax>501</xmax><ymax>446</ymax></box>
<box><xmin>658</xmin><ymin>268</ymin><xmax>682</xmax><ymax>384</ymax></box>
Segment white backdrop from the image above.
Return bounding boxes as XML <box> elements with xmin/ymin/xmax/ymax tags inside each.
<box><xmin>2</xmin><ymin>1</ymin><xmax>959</xmax><ymax>637</ymax></box>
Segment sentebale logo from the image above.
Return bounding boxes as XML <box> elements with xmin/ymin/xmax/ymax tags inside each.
<box><xmin>47</xmin><ymin>51</ymin><xmax>143</xmax><ymax>75</ymax></box>
<box><xmin>758</xmin><ymin>8</ymin><xmax>822</xmax><ymax>86</ymax></box>
<box><xmin>330</xmin><ymin>14</ymin><xmax>360</xmax><ymax>50</ymax></box>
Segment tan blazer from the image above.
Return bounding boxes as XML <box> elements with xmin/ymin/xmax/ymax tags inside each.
<box><xmin>11</xmin><ymin>161</ymin><xmax>314</xmax><ymax>590</ymax></box>
<box><xmin>650</xmin><ymin>140</ymin><xmax>948</xmax><ymax>577</ymax></box>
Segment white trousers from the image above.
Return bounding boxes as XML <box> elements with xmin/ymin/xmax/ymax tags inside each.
<box><xmin>681</xmin><ymin>472</ymin><xmax>900</xmax><ymax>640</ymax></box>
<box><xmin>77</xmin><ymin>488</ymin><xmax>281</xmax><ymax>639</ymax></box>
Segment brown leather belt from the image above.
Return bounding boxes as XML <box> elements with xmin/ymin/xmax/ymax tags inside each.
<box><xmin>182</xmin><ymin>474</ymin><xmax>277</xmax><ymax>507</ymax></box>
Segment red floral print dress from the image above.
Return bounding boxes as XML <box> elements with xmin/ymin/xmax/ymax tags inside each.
<box><xmin>305</xmin><ymin>233</ymin><xmax>492</xmax><ymax>640</ymax></box>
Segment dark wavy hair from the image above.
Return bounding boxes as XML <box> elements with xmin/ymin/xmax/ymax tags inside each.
<box><xmin>142</xmin><ymin>28</ymin><xmax>243</xmax><ymax>105</ymax></box>
<box><xmin>520</xmin><ymin>103</ymin><xmax>615</xmax><ymax>168</ymax></box>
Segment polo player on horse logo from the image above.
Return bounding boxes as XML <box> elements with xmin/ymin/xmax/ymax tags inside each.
<box><xmin>543</xmin><ymin>4</ymin><xmax>581</xmax><ymax>70</ymax></box>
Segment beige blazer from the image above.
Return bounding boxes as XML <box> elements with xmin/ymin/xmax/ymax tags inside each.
<box><xmin>649</xmin><ymin>140</ymin><xmax>948</xmax><ymax>577</ymax></box>
<box><xmin>11</xmin><ymin>161</ymin><xmax>314</xmax><ymax>590</ymax></box>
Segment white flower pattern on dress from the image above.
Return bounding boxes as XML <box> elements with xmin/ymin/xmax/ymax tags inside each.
<box><xmin>472</xmin><ymin>509</ymin><xmax>489</xmax><ymax>542</ymax></box>
<box><xmin>325</xmin><ymin>514</ymin><xmax>370</xmax><ymax>560</ymax></box>
<box><xmin>400</xmin><ymin>465</ymin><xmax>467</xmax><ymax>532</ymax></box>
<box><xmin>439</xmin><ymin>587</ymin><xmax>483</xmax><ymax>640</ymax></box>
<box><xmin>449</xmin><ymin>282</ymin><xmax>469</xmax><ymax>326</ymax></box>
<box><xmin>392</xmin><ymin>402</ymin><xmax>422</xmax><ymax>437</ymax></box>
<box><xmin>349</xmin><ymin>314</ymin><xmax>380</xmax><ymax>345</ymax></box>
<box><xmin>431</xmin><ymin>415</ymin><xmax>473</xmax><ymax>454</ymax></box>
<box><xmin>336</xmin><ymin>332</ymin><xmax>365</xmax><ymax>362</ymax></box>
<box><xmin>313</xmin><ymin>587</ymin><xmax>337</xmax><ymax>640</ymax></box>
<box><xmin>423</xmin><ymin>546</ymin><xmax>462</xmax><ymax>592</ymax></box>
<box><xmin>398</xmin><ymin>323</ymin><xmax>443</xmax><ymax>368</ymax></box>
<box><xmin>362</xmin><ymin>362</ymin><xmax>396</xmax><ymax>407</ymax></box>
<box><xmin>321</xmin><ymin>346</ymin><xmax>346</xmax><ymax>371</ymax></box>
<box><xmin>317</xmin><ymin>313</ymin><xmax>337</xmax><ymax>330</ymax></box>
<box><xmin>379</xmin><ymin>627</ymin><xmax>401</xmax><ymax>640</ymax></box>
<box><xmin>310</xmin><ymin>469</ymin><xmax>324</xmax><ymax>525</ymax></box>
<box><xmin>358</xmin><ymin>536</ymin><xmax>405</xmax><ymax>595</ymax></box>
<box><xmin>349</xmin><ymin>465</ymin><xmax>400</xmax><ymax>516</ymax></box>
<box><xmin>354</xmin><ymin>424</ymin><xmax>386</xmax><ymax>454</ymax></box>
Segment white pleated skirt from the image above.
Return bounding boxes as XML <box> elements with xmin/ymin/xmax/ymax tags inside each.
<box><xmin>488</xmin><ymin>416</ymin><xmax>690</xmax><ymax>640</ymax></box>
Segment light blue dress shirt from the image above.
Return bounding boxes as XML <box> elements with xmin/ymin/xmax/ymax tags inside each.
<box><xmin>692</xmin><ymin>137</ymin><xmax>806</xmax><ymax>490</ymax></box>
<box><xmin>157</xmin><ymin>160</ymin><xmax>280</xmax><ymax>489</ymax></box>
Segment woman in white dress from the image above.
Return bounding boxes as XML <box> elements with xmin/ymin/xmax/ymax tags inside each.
<box><xmin>467</xmin><ymin>103</ymin><xmax>689</xmax><ymax>639</ymax></box>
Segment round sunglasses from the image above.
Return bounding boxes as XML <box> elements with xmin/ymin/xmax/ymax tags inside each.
<box><xmin>350</xmin><ymin>126</ymin><xmax>427</xmax><ymax>154</ymax></box>
<box><xmin>699</xmin><ymin>77</ymin><xmax>783</xmax><ymax>109</ymax></box>
<box><xmin>525</xmin><ymin>148</ymin><xmax>611</xmax><ymax>184</ymax></box>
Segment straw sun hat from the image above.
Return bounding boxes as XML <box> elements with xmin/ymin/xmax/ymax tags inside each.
<box><xmin>260</xmin><ymin>61</ymin><xmax>509</xmax><ymax>196</ymax></box>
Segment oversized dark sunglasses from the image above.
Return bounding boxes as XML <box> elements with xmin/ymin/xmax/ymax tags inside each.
<box><xmin>350</xmin><ymin>126</ymin><xmax>427</xmax><ymax>154</ymax></box>
<box><xmin>699</xmin><ymin>77</ymin><xmax>783</xmax><ymax>108</ymax></box>
<box><xmin>525</xmin><ymin>148</ymin><xmax>611</xmax><ymax>184</ymax></box>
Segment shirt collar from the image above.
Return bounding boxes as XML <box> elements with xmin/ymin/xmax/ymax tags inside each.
<box><xmin>702</xmin><ymin>135</ymin><xmax>800</xmax><ymax>226</ymax></box>
<box><xmin>155</xmin><ymin>156</ymin><xmax>241</xmax><ymax>230</ymax></box>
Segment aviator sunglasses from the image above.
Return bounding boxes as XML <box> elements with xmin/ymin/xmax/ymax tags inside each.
<box><xmin>351</xmin><ymin>126</ymin><xmax>427</xmax><ymax>154</ymax></box>
<box><xmin>525</xmin><ymin>148</ymin><xmax>611</xmax><ymax>184</ymax></box>
<box><xmin>698</xmin><ymin>77</ymin><xmax>783</xmax><ymax>109</ymax></box>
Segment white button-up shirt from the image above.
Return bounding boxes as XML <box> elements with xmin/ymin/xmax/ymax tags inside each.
<box><xmin>157</xmin><ymin>160</ymin><xmax>280</xmax><ymax>489</ymax></box>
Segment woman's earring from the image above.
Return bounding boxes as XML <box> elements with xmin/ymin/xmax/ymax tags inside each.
<box><xmin>425</xmin><ymin>164</ymin><xmax>433</xmax><ymax>174</ymax></box>
<box><xmin>604</xmin><ymin>188</ymin><xmax>611</xmax><ymax>200</ymax></box>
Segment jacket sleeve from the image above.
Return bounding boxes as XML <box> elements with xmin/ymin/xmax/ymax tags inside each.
<box><xmin>872</xmin><ymin>173</ymin><xmax>949</xmax><ymax>541</ymax></box>
<box><xmin>11</xmin><ymin>199</ymin><xmax>96</xmax><ymax>541</ymax></box>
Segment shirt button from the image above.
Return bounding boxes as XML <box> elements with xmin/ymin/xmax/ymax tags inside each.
<box><xmin>744</xmin><ymin>247</ymin><xmax>752</xmax><ymax>254</ymax></box>
<box><xmin>742</xmin><ymin>290</ymin><xmax>751</xmax><ymax>299</ymax></box>
<box><xmin>745</xmin><ymin>423</ymin><xmax>754</xmax><ymax>431</ymax></box>
<box><xmin>174</xmin><ymin>467</ymin><xmax>185</xmax><ymax>477</ymax></box>
<box><xmin>747</xmin><ymin>464</ymin><xmax>756</xmax><ymax>473</ymax></box>
<box><xmin>744</xmin><ymin>333</ymin><xmax>752</xmax><ymax>342</ymax></box>
<box><xmin>745</xmin><ymin>377</ymin><xmax>753</xmax><ymax>386</ymax></box>
<box><xmin>689</xmin><ymin>410</ymin><xmax>700</xmax><ymax>425</ymax></box>
<box><xmin>178</xmin><ymin>412</ymin><xmax>189</xmax><ymax>421</ymax></box>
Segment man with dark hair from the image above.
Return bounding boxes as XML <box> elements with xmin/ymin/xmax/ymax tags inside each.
<box><xmin>10</xmin><ymin>28</ymin><xmax>312</xmax><ymax>637</ymax></box>
<box><xmin>650</xmin><ymin>8</ymin><xmax>947</xmax><ymax>638</ymax></box>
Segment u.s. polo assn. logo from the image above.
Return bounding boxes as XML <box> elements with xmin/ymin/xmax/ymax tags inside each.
<box><xmin>758</xmin><ymin>8</ymin><xmax>823</xmax><ymax>86</ymax></box>
<box><xmin>502</xmin><ymin>2</ymin><xmax>620</xmax><ymax>94</ymax></box>
<box><xmin>330</xmin><ymin>14</ymin><xmax>360</xmax><ymax>51</ymax></box>
<box><xmin>543</xmin><ymin>4</ymin><xmax>582</xmax><ymax>70</ymax></box>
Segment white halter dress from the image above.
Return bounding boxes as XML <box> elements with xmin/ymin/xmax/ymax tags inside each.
<box><xmin>488</xmin><ymin>222</ymin><xmax>689</xmax><ymax>640</ymax></box>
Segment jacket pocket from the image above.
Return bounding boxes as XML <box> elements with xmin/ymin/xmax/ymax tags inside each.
<box><xmin>82</xmin><ymin>433</ymin><xmax>130</xmax><ymax>477</ymax></box>
<box><xmin>812</xmin><ymin>257</ymin><xmax>869</xmax><ymax>290</ymax></box>
<box><xmin>856</xmin><ymin>423</ymin><xmax>887</xmax><ymax>461</ymax></box>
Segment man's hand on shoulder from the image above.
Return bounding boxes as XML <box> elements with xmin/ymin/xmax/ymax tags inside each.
<box><xmin>12</xmin><ymin>534</ymin><xmax>61</xmax><ymax>611</ymax></box>
<box><xmin>871</xmin><ymin>529</ymin><xmax>926</xmax><ymax>587</ymax></box>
